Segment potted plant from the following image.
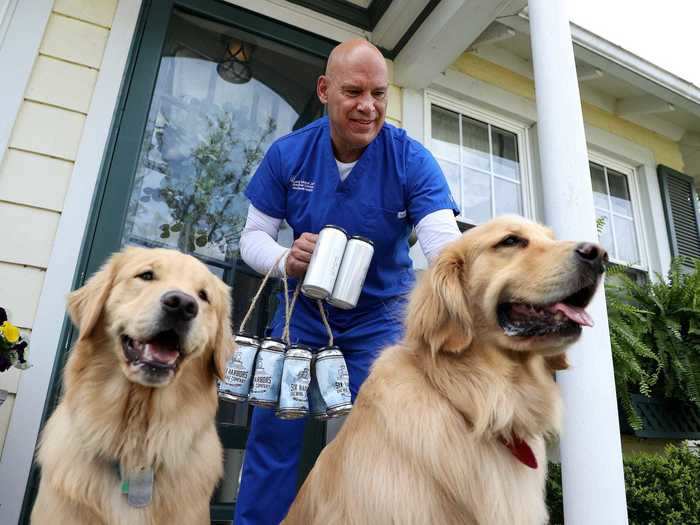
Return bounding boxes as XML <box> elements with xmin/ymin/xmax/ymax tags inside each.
<box><xmin>0</xmin><ymin>307</ymin><xmax>31</xmax><ymax>406</ymax></box>
<box><xmin>606</xmin><ymin>258</ymin><xmax>700</xmax><ymax>435</ymax></box>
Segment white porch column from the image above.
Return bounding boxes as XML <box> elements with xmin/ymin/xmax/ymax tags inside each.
<box><xmin>527</xmin><ymin>1</ymin><xmax>628</xmax><ymax>524</ymax></box>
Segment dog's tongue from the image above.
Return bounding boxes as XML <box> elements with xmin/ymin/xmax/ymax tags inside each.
<box><xmin>143</xmin><ymin>343</ymin><xmax>179</xmax><ymax>365</ymax></box>
<box><xmin>549</xmin><ymin>303</ymin><xmax>594</xmax><ymax>327</ymax></box>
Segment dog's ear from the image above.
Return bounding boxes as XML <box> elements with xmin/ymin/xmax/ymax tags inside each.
<box><xmin>67</xmin><ymin>253</ymin><xmax>121</xmax><ymax>342</ymax></box>
<box><xmin>406</xmin><ymin>246</ymin><xmax>472</xmax><ymax>356</ymax></box>
<box><xmin>211</xmin><ymin>280</ymin><xmax>234</xmax><ymax>381</ymax></box>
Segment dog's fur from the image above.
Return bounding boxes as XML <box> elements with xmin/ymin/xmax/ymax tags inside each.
<box><xmin>31</xmin><ymin>247</ymin><xmax>234</xmax><ymax>525</ymax></box>
<box><xmin>284</xmin><ymin>216</ymin><xmax>605</xmax><ymax>525</ymax></box>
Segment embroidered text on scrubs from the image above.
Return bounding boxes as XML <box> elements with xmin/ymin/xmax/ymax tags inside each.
<box><xmin>291</xmin><ymin>180</ymin><xmax>315</xmax><ymax>192</ymax></box>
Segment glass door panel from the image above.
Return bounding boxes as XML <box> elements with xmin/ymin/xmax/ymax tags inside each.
<box><xmin>122</xmin><ymin>9</ymin><xmax>322</xmax><ymax>270</ymax></box>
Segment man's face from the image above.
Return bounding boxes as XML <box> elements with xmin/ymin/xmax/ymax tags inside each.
<box><xmin>317</xmin><ymin>51</ymin><xmax>388</xmax><ymax>160</ymax></box>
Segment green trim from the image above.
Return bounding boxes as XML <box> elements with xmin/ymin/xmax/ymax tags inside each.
<box><xmin>368</xmin><ymin>0</ymin><xmax>392</xmax><ymax>28</ymax></box>
<box><xmin>178</xmin><ymin>0</ymin><xmax>337</xmax><ymax>58</ymax></box>
<box><xmin>387</xmin><ymin>0</ymin><xmax>441</xmax><ymax>60</ymax></box>
<box><xmin>283</xmin><ymin>0</ymin><xmax>393</xmax><ymax>31</ymax></box>
<box><xmin>84</xmin><ymin>0</ymin><xmax>175</xmax><ymax>279</ymax></box>
<box><xmin>285</xmin><ymin>0</ymin><xmax>372</xmax><ymax>30</ymax></box>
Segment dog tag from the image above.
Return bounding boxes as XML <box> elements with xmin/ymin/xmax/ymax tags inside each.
<box><xmin>120</xmin><ymin>466</ymin><xmax>154</xmax><ymax>508</ymax></box>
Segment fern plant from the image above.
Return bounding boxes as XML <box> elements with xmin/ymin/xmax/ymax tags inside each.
<box><xmin>605</xmin><ymin>258</ymin><xmax>700</xmax><ymax>429</ymax></box>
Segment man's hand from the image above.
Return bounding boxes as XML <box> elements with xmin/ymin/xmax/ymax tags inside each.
<box><xmin>285</xmin><ymin>232</ymin><xmax>318</xmax><ymax>278</ymax></box>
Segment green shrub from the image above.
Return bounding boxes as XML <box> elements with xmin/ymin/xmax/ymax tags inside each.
<box><xmin>546</xmin><ymin>444</ymin><xmax>700</xmax><ymax>524</ymax></box>
<box><xmin>545</xmin><ymin>462</ymin><xmax>564</xmax><ymax>525</ymax></box>
<box><xmin>606</xmin><ymin>258</ymin><xmax>700</xmax><ymax>429</ymax></box>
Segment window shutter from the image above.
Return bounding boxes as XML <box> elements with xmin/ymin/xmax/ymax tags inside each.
<box><xmin>657</xmin><ymin>164</ymin><xmax>700</xmax><ymax>261</ymax></box>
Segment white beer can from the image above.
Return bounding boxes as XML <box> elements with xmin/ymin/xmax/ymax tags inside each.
<box><xmin>327</xmin><ymin>235</ymin><xmax>374</xmax><ymax>310</ymax></box>
<box><xmin>301</xmin><ymin>225</ymin><xmax>348</xmax><ymax>300</ymax></box>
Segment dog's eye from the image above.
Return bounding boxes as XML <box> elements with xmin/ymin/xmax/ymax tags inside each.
<box><xmin>137</xmin><ymin>270</ymin><xmax>154</xmax><ymax>281</ymax></box>
<box><xmin>497</xmin><ymin>235</ymin><xmax>528</xmax><ymax>248</ymax></box>
<box><xmin>198</xmin><ymin>290</ymin><xmax>209</xmax><ymax>303</ymax></box>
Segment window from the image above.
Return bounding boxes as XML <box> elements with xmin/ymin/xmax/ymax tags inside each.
<box><xmin>590</xmin><ymin>160</ymin><xmax>645</xmax><ymax>269</ymax></box>
<box><xmin>428</xmin><ymin>101</ymin><xmax>526</xmax><ymax>225</ymax></box>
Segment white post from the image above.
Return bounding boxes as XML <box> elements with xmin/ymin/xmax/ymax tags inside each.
<box><xmin>527</xmin><ymin>1</ymin><xmax>628</xmax><ymax>524</ymax></box>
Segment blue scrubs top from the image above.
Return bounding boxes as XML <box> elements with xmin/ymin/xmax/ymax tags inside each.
<box><xmin>245</xmin><ymin>116</ymin><xmax>458</xmax><ymax>336</ymax></box>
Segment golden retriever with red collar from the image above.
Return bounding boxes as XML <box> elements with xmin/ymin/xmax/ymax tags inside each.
<box><xmin>31</xmin><ymin>247</ymin><xmax>234</xmax><ymax>525</ymax></box>
<box><xmin>284</xmin><ymin>215</ymin><xmax>606</xmax><ymax>525</ymax></box>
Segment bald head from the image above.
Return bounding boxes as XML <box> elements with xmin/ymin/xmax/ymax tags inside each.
<box><xmin>317</xmin><ymin>39</ymin><xmax>389</xmax><ymax>162</ymax></box>
<box><xmin>325</xmin><ymin>39</ymin><xmax>386</xmax><ymax>78</ymax></box>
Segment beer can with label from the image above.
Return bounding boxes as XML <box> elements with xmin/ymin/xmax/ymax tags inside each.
<box><xmin>301</xmin><ymin>225</ymin><xmax>348</xmax><ymax>300</ymax></box>
<box><xmin>327</xmin><ymin>235</ymin><xmax>374</xmax><ymax>310</ymax></box>
<box><xmin>315</xmin><ymin>345</ymin><xmax>352</xmax><ymax>418</ymax></box>
<box><xmin>218</xmin><ymin>333</ymin><xmax>259</xmax><ymax>403</ymax></box>
<box><xmin>248</xmin><ymin>337</ymin><xmax>286</xmax><ymax>408</ymax></box>
<box><xmin>308</xmin><ymin>357</ymin><xmax>329</xmax><ymax>420</ymax></box>
<box><xmin>276</xmin><ymin>344</ymin><xmax>313</xmax><ymax>420</ymax></box>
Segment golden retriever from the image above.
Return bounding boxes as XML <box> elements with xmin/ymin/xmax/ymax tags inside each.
<box><xmin>284</xmin><ymin>215</ymin><xmax>607</xmax><ymax>525</ymax></box>
<box><xmin>31</xmin><ymin>247</ymin><xmax>234</xmax><ymax>525</ymax></box>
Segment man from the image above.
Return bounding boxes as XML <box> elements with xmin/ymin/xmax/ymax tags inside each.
<box><xmin>235</xmin><ymin>39</ymin><xmax>461</xmax><ymax>524</ymax></box>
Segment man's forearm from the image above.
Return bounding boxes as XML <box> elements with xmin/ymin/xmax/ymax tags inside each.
<box><xmin>240</xmin><ymin>205</ymin><xmax>288</xmax><ymax>277</ymax></box>
<box><xmin>415</xmin><ymin>209</ymin><xmax>462</xmax><ymax>263</ymax></box>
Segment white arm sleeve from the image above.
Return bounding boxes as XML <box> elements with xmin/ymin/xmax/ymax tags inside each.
<box><xmin>415</xmin><ymin>209</ymin><xmax>462</xmax><ymax>263</ymax></box>
<box><xmin>239</xmin><ymin>205</ymin><xmax>288</xmax><ymax>277</ymax></box>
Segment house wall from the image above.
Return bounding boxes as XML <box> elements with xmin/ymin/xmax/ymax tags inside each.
<box><xmin>0</xmin><ymin>0</ymin><xmax>118</xmax><ymax>455</ymax></box>
<box><xmin>621</xmin><ymin>435</ymin><xmax>678</xmax><ymax>456</ymax></box>
<box><xmin>451</xmin><ymin>52</ymin><xmax>685</xmax><ymax>172</ymax></box>
<box><xmin>386</xmin><ymin>62</ymin><xmax>402</xmax><ymax>127</ymax></box>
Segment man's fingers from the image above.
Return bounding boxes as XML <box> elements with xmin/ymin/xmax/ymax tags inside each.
<box><xmin>295</xmin><ymin>237</ymin><xmax>317</xmax><ymax>255</ymax></box>
<box><xmin>285</xmin><ymin>232</ymin><xmax>319</xmax><ymax>278</ymax></box>
<box><xmin>291</xmin><ymin>251</ymin><xmax>312</xmax><ymax>264</ymax></box>
<box><xmin>285</xmin><ymin>257</ymin><xmax>308</xmax><ymax>279</ymax></box>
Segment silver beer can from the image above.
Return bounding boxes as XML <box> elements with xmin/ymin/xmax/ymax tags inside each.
<box><xmin>327</xmin><ymin>235</ymin><xmax>374</xmax><ymax>310</ymax></box>
<box><xmin>218</xmin><ymin>333</ymin><xmax>259</xmax><ymax>403</ymax></box>
<box><xmin>301</xmin><ymin>225</ymin><xmax>348</xmax><ymax>300</ymax></box>
<box><xmin>315</xmin><ymin>345</ymin><xmax>352</xmax><ymax>418</ymax></box>
<box><xmin>308</xmin><ymin>358</ymin><xmax>330</xmax><ymax>420</ymax></box>
<box><xmin>248</xmin><ymin>337</ymin><xmax>286</xmax><ymax>408</ymax></box>
<box><xmin>276</xmin><ymin>344</ymin><xmax>313</xmax><ymax>420</ymax></box>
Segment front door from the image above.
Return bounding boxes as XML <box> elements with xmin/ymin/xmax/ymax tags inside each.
<box><xmin>22</xmin><ymin>0</ymin><xmax>334</xmax><ymax>522</ymax></box>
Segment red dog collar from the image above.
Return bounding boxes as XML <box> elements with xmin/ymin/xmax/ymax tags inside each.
<box><xmin>500</xmin><ymin>433</ymin><xmax>538</xmax><ymax>469</ymax></box>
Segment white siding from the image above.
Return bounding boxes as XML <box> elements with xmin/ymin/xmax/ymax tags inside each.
<box><xmin>0</xmin><ymin>202</ymin><xmax>60</xmax><ymax>267</ymax></box>
<box><xmin>26</xmin><ymin>55</ymin><xmax>98</xmax><ymax>113</ymax></box>
<box><xmin>0</xmin><ymin>149</ymin><xmax>73</xmax><ymax>211</ymax></box>
<box><xmin>40</xmin><ymin>13</ymin><xmax>109</xmax><ymax>69</ymax></box>
<box><xmin>53</xmin><ymin>0</ymin><xmax>118</xmax><ymax>28</ymax></box>
<box><xmin>10</xmin><ymin>101</ymin><xmax>86</xmax><ymax>161</ymax></box>
<box><xmin>0</xmin><ymin>263</ymin><xmax>45</xmax><ymax>329</ymax></box>
<box><xmin>0</xmin><ymin>0</ymin><xmax>117</xmax><ymax>466</ymax></box>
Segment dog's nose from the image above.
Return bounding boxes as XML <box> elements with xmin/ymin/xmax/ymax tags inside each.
<box><xmin>574</xmin><ymin>242</ymin><xmax>608</xmax><ymax>274</ymax></box>
<box><xmin>161</xmin><ymin>291</ymin><xmax>198</xmax><ymax>321</ymax></box>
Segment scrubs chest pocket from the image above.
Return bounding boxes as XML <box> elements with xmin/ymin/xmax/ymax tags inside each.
<box><xmin>360</xmin><ymin>204</ymin><xmax>409</xmax><ymax>241</ymax></box>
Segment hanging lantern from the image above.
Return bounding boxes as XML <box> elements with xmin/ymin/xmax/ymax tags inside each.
<box><xmin>217</xmin><ymin>38</ymin><xmax>253</xmax><ymax>84</ymax></box>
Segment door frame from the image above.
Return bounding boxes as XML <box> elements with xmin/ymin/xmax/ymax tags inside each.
<box><xmin>18</xmin><ymin>0</ymin><xmax>335</xmax><ymax>521</ymax></box>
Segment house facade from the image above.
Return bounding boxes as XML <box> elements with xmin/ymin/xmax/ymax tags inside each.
<box><xmin>0</xmin><ymin>0</ymin><xmax>699</xmax><ymax>523</ymax></box>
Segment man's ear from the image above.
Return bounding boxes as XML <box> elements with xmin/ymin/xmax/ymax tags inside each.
<box><xmin>405</xmin><ymin>246</ymin><xmax>472</xmax><ymax>356</ymax></box>
<box><xmin>211</xmin><ymin>280</ymin><xmax>234</xmax><ymax>381</ymax></box>
<box><xmin>317</xmin><ymin>75</ymin><xmax>329</xmax><ymax>105</ymax></box>
<box><xmin>67</xmin><ymin>253</ymin><xmax>121</xmax><ymax>342</ymax></box>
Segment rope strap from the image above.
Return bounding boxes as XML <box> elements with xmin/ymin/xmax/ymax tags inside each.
<box><xmin>239</xmin><ymin>250</ymin><xmax>291</xmax><ymax>336</ymax></box>
<box><xmin>317</xmin><ymin>299</ymin><xmax>333</xmax><ymax>347</ymax></box>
